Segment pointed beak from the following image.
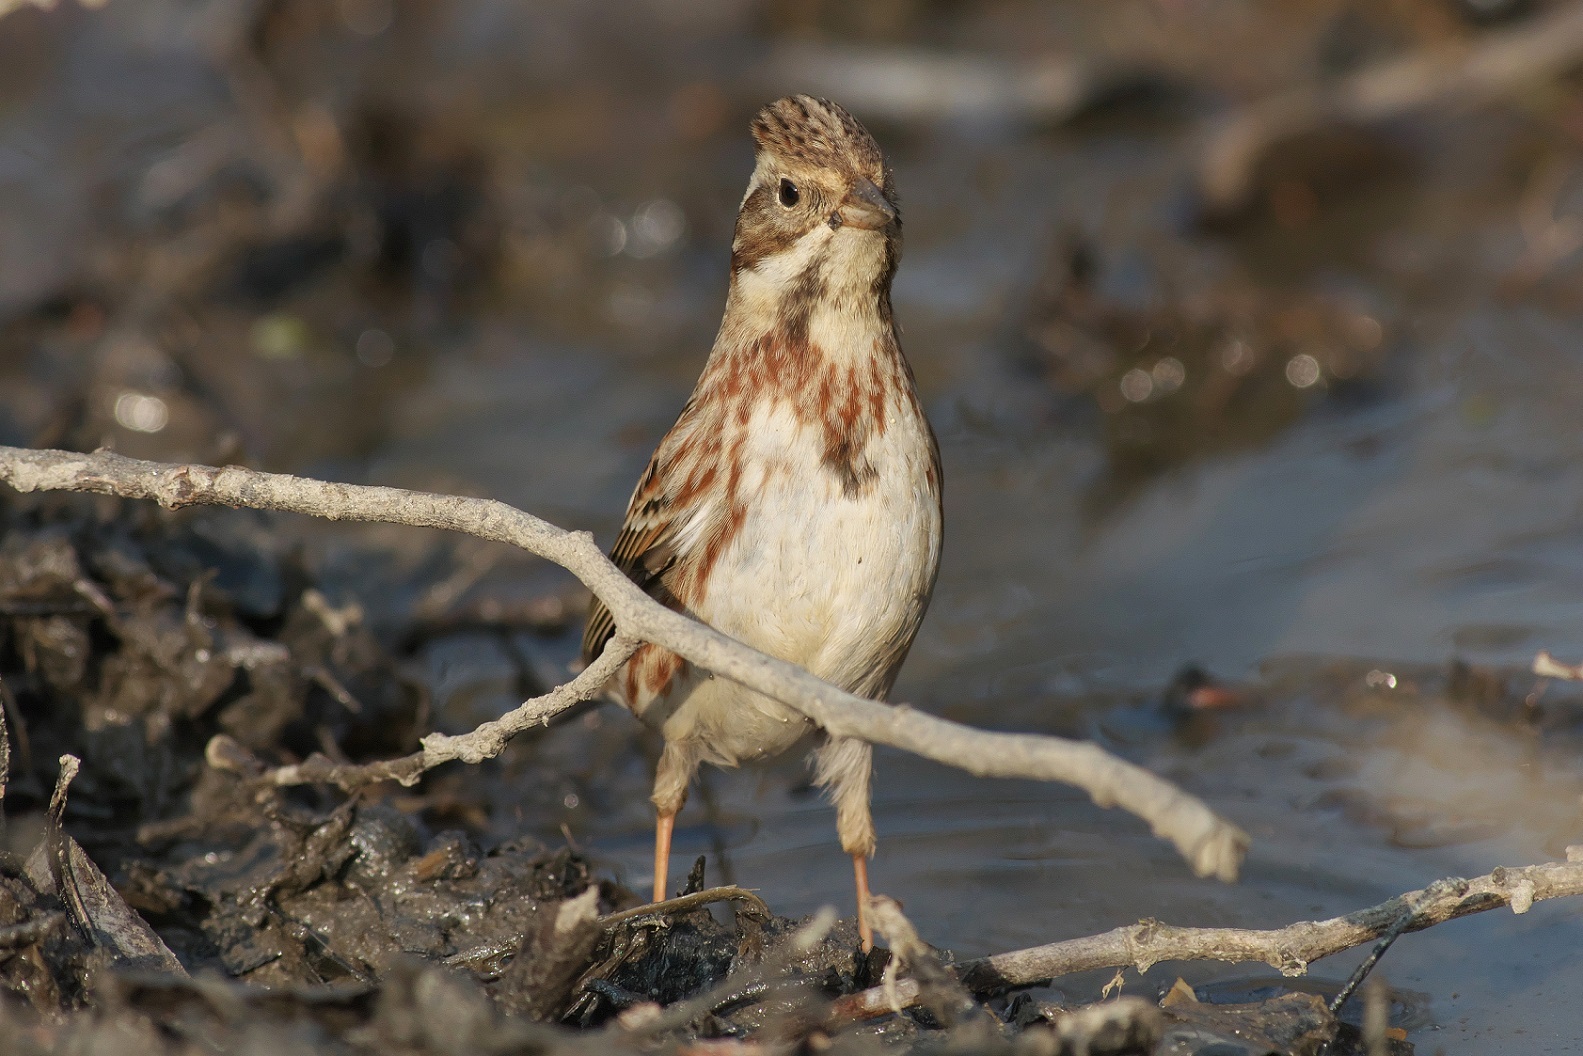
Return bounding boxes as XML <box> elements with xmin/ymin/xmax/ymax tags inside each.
<box><xmin>836</xmin><ymin>178</ymin><xmax>895</xmax><ymax>231</ymax></box>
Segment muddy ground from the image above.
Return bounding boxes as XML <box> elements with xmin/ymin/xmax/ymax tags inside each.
<box><xmin>0</xmin><ymin>497</ymin><xmax>1420</xmax><ymax>1055</ymax></box>
<box><xmin>5</xmin><ymin>0</ymin><xmax>1583</xmax><ymax>1052</ymax></box>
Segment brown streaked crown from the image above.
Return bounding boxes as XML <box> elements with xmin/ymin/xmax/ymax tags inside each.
<box><xmin>750</xmin><ymin>95</ymin><xmax>888</xmax><ymax>188</ymax></box>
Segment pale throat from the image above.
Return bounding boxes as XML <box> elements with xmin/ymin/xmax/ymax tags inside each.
<box><xmin>726</xmin><ymin>228</ymin><xmax>893</xmax><ymax>368</ymax></box>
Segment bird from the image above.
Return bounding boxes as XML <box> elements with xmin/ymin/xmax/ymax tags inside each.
<box><xmin>582</xmin><ymin>95</ymin><xmax>942</xmax><ymax>951</ymax></box>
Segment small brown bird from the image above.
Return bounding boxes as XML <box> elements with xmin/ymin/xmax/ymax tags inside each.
<box><xmin>583</xmin><ymin>96</ymin><xmax>942</xmax><ymax>949</ymax></box>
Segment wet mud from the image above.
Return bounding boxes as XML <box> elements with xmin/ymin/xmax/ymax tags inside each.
<box><xmin>0</xmin><ymin>495</ymin><xmax>1438</xmax><ymax>1051</ymax></box>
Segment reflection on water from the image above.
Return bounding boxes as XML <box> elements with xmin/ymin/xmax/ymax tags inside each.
<box><xmin>6</xmin><ymin>0</ymin><xmax>1583</xmax><ymax>1050</ymax></box>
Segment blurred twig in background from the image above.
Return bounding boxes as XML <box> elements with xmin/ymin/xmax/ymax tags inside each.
<box><xmin>1197</xmin><ymin>1</ymin><xmax>1583</xmax><ymax>217</ymax></box>
<box><xmin>757</xmin><ymin>41</ymin><xmax>1163</xmax><ymax>126</ymax></box>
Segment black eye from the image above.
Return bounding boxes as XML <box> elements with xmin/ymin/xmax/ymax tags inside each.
<box><xmin>777</xmin><ymin>179</ymin><xmax>800</xmax><ymax>208</ymax></box>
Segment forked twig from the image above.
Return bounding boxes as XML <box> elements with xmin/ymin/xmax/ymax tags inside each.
<box><xmin>206</xmin><ymin>634</ymin><xmax>641</xmax><ymax>790</ymax></box>
<box><xmin>0</xmin><ymin>445</ymin><xmax>1248</xmax><ymax>881</ymax></box>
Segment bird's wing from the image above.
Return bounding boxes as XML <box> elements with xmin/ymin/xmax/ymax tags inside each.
<box><xmin>581</xmin><ymin>405</ymin><xmax>710</xmax><ymax>666</ymax></box>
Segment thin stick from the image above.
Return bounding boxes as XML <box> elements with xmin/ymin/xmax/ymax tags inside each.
<box><xmin>1326</xmin><ymin>887</ymin><xmax>1426</xmax><ymax>1015</ymax></box>
<box><xmin>599</xmin><ymin>886</ymin><xmax>771</xmax><ymax>930</ymax></box>
<box><xmin>205</xmin><ymin>634</ymin><xmax>641</xmax><ymax>790</ymax></box>
<box><xmin>835</xmin><ymin>857</ymin><xmax>1583</xmax><ymax>1018</ymax></box>
<box><xmin>0</xmin><ymin>445</ymin><xmax>1248</xmax><ymax>881</ymax></box>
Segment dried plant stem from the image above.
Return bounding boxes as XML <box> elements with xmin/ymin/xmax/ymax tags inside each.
<box><xmin>835</xmin><ymin>858</ymin><xmax>1583</xmax><ymax>1017</ymax></box>
<box><xmin>0</xmin><ymin>445</ymin><xmax>1248</xmax><ymax>881</ymax></box>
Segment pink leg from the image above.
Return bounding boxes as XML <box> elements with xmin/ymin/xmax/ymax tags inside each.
<box><xmin>653</xmin><ymin>809</ymin><xmax>676</xmax><ymax>903</ymax></box>
<box><xmin>853</xmin><ymin>853</ymin><xmax>873</xmax><ymax>952</ymax></box>
<box><xmin>815</xmin><ymin>738</ymin><xmax>879</xmax><ymax>951</ymax></box>
<box><xmin>651</xmin><ymin>740</ymin><xmax>697</xmax><ymax>904</ymax></box>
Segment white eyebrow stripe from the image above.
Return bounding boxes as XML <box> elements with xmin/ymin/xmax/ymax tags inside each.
<box><xmin>742</xmin><ymin>157</ymin><xmax>775</xmax><ymax>208</ymax></box>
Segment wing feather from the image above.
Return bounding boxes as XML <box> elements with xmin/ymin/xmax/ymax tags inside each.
<box><xmin>581</xmin><ymin>406</ymin><xmax>712</xmax><ymax>665</ymax></box>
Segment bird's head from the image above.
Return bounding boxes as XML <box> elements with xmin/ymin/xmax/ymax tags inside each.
<box><xmin>728</xmin><ymin>96</ymin><xmax>900</xmax><ymax>322</ymax></box>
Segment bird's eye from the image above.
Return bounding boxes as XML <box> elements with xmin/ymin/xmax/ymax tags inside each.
<box><xmin>777</xmin><ymin>179</ymin><xmax>800</xmax><ymax>208</ymax></box>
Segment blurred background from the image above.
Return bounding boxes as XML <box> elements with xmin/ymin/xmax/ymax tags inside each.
<box><xmin>6</xmin><ymin>0</ymin><xmax>1583</xmax><ymax>1049</ymax></box>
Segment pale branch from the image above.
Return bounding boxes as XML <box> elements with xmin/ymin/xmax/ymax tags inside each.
<box><xmin>0</xmin><ymin>445</ymin><xmax>1248</xmax><ymax>880</ymax></box>
<box><xmin>834</xmin><ymin>856</ymin><xmax>1583</xmax><ymax>1018</ymax></box>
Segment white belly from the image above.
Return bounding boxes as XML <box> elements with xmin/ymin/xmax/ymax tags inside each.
<box><xmin>647</xmin><ymin>396</ymin><xmax>940</xmax><ymax>767</ymax></box>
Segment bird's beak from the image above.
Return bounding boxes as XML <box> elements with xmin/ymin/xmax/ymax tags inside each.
<box><xmin>836</xmin><ymin>178</ymin><xmax>895</xmax><ymax>231</ymax></box>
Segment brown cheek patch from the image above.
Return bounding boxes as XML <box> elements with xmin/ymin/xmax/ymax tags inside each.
<box><xmin>778</xmin><ymin>253</ymin><xmax>825</xmax><ymax>348</ymax></box>
<box><xmin>731</xmin><ymin>187</ymin><xmax>803</xmax><ymax>274</ymax></box>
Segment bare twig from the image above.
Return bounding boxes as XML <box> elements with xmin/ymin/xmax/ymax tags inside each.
<box><xmin>867</xmin><ymin>895</ymin><xmax>977</xmax><ymax>1024</ymax></box>
<box><xmin>599</xmin><ymin>886</ymin><xmax>771</xmax><ymax>930</ymax></box>
<box><xmin>207</xmin><ymin>634</ymin><xmax>641</xmax><ymax>790</ymax></box>
<box><xmin>1198</xmin><ymin>3</ymin><xmax>1583</xmax><ymax>215</ymax></box>
<box><xmin>963</xmin><ymin>860</ymin><xmax>1574</xmax><ymax>985</ymax></box>
<box><xmin>835</xmin><ymin>856</ymin><xmax>1583</xmax><ymax>1018</ymax></box>
<box><xmin>1325</xmin><ymin>881</ymin><xmax>1445</xmax><ymax>1015</ymax></box>
<box><xmin>0</xmin><ymin>445</ymin><xmax>1249</xmax><ymax>880</ymax></box>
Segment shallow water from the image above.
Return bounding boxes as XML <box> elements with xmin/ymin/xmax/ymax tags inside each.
<box><xmin>7</xmin><ymin>0</ymin><xmax>1583</xmax><ymax>1050</ymax></box>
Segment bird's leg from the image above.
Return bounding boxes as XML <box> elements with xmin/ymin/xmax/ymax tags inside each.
<box><xmin>653</xmin><ymin>808</ymin><xmax>676</xmax><ymax>904</ymax></box>
<box><xmin>650</xmin><ymin>739</ymin><xmax>697</xmax><ymax>904</ymax></box>
<box><xmin>853</xmin><ymin>853</ymin><xmax>873</xmax><ymax>952</ymax></box>
<box><xmin>813</xmin><ymin>736</ymin><xmax>878</xmax><ymax>951</ymax></box>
